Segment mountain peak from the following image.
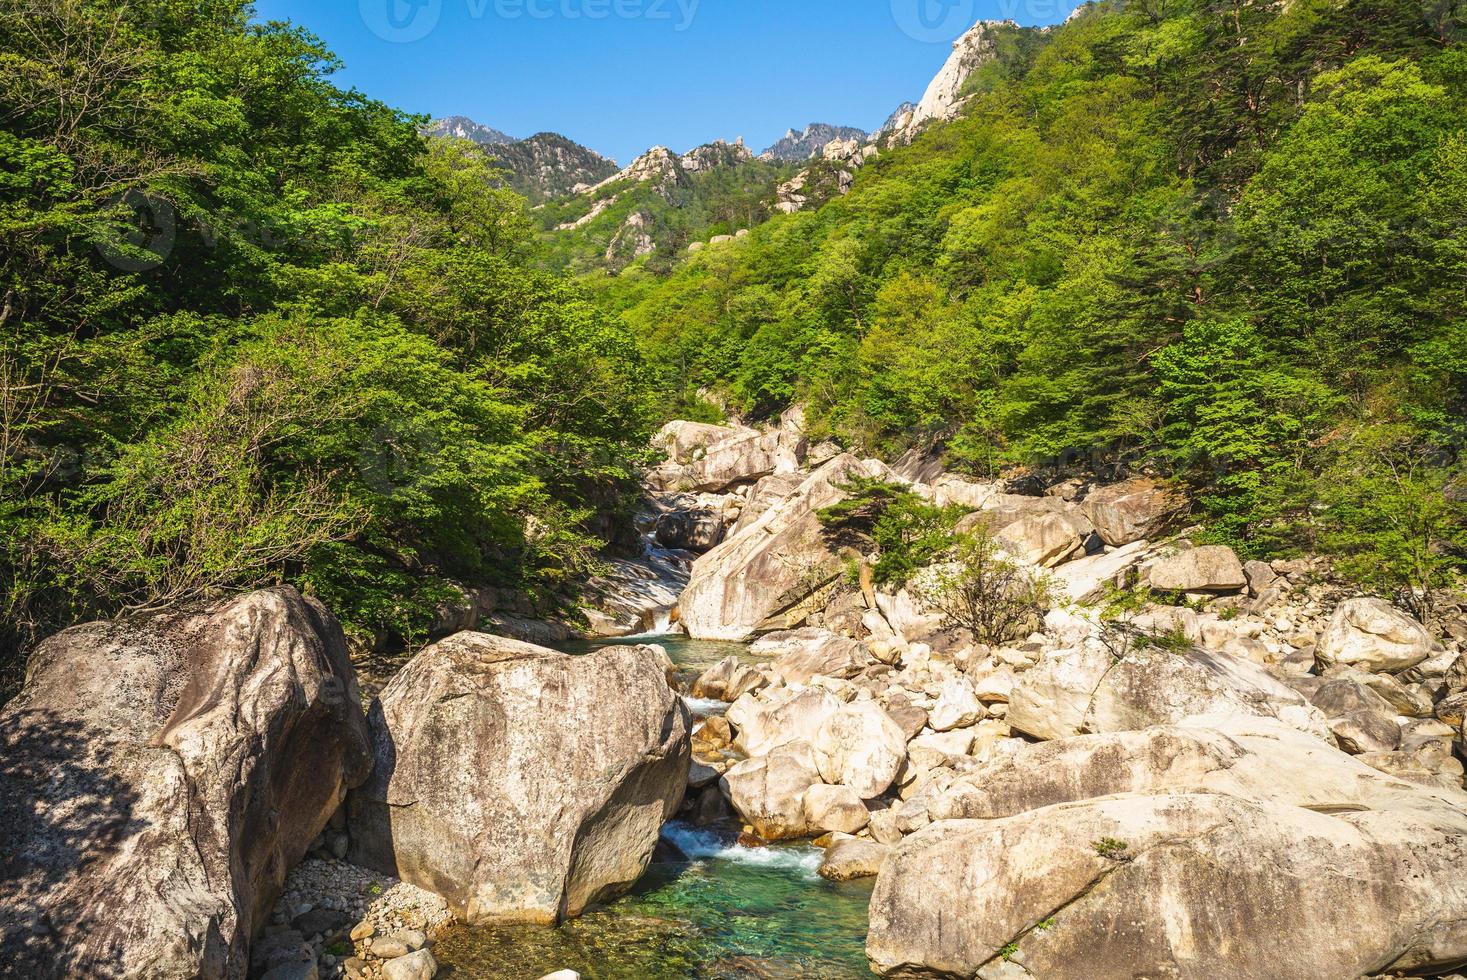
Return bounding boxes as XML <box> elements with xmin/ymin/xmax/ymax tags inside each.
<box><xmin>426</xmin><ymin>115</ymin><xmax>515</xmax><ymax>146</ymax></box>
<box><xmin>760</xmin><ymin>123</ymin><xmax>870</xmax><ymax>162</ymax></box>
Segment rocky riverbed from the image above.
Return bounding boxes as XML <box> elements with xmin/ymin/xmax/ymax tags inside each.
<box><xmin>3</xmin><ymin>411</ymin><xmax>1466</xmax><ymax>980</ymax></box>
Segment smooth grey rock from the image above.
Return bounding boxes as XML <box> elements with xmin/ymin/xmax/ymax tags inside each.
<box><xmin>349</xmin><ymin>634</ymin><xmax>689</xmax><ymax>925</ymax></box>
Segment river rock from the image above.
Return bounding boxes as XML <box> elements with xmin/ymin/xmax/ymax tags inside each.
<box><xmin>754</xmin><ymin>628</ymin><xmax>871</xmax><ymax>684</ymax></box>
<box><xmin>1049</xmin><ymin>540</ymin><xmax>1153</xmax><ymax>604</ymax></box>
<box><xmin>381</xmin><ymin>949</ymin><xmax>437</xmax><ymax>980</ymax></box>
<box><xmin>679</xmin><ymin>454</ymin><xmax>893</xmax><ymax>640</ymax></box>
<box><xmin>929</xmin><ymin>718</ymin><xmax>1467</xmax><ymax>824</ymax></box>
<box><xmin>812</xmin><ymin>702</ymin><xmax>908</xmax><ymax>799</ymax></box>
<box><xmin>1145</xmin><ymin>545</ymin><xmax>1247</xmax><ymax>593</ymax></box>
<box><xmin>654</xmin><ymin>507</ymin><xmax>725</xmax><ymax>551</ymax></box>
<box><xmin>803</xmin><ymin>783</ymin><xmax>871</xmax><ymax>834</ymax></box>
<box><xmin>691</xmin><ymin>656</ymin><xmax>766</xmax><ymax>702</ymax></box>
<box><xmin>720</xmin><ymin>740</ymin><xmax>822</xmax><ymax>840</ymax></box>
<box><xmin>1080</xmin><ymin>478</ymin><xmax>1182</xmax><ymax>546</ymax></box>
<box><xmin>1316</xmin><ymin>598</ymin><xmax>1433</xmax><ymax>674</ymax></box>
<box><xmin>1005</xmin><ymin>645</ymin><xmax>1114</xmax><ymax>741</ymax></box>
<box><xmin>818</xmin><ymin>839</ymin><xmax>890</xmax><ymax>881</ymax></box>
<box><xmin>349</xmin><ymin>634</ymin><xmax>689</xmax><ymax>925</ymax></box>
<box><xmin>929</xmin><ymin>678</ymin><xmax>985</xmax><ymax>732</ymax></box>
<box><xmin>869</xmin><ymin>791</ymin><xmax>1467</xmax><ymax>978</ymax></box>
<box><xmin>649</xmin><ymin>423</ymin><xmax>792</xmax><ymax>494</ymax></box>
<box><xmin>993</xmin><ymin>511</ymin><xmax>1083</xmax><ymax>567</ymax></box>
<box><xmin>1086</xmin><ymin>645</ymin><xmax>1330</xmax><ymax>739</ymax></box>
<box><xmin>732</xmin><ymin>687</ymin><xmax>842</xmax><ymax>758</ymax></box>
<box><xmin>0</xmin><ymin>588</ymin><xmax>372</xmax><ymax>980</ymax></box>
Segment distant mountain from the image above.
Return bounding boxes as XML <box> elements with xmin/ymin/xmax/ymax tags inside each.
<box><xmin>487</xmin><ymin>132</ymin><xmax>620</xmax><ymax>204</ymax></box>
<box><xmin>536</xmin><ymin>138</ymin><xmax>794</xmax><ymax>274</ymax></box>
<box><xmin>878</xmin><ymin>102</ymin><xmax>918</xmax><ymax>137</ymax></box>
<box><xmin>427</xmin><ymin>115</ymin><xmax>514</xmax><ymax>146</ymax></box>
<box><xmin>759</xmin><ymin>124</ymin><xmax>869</xmax><ymax>162</ymax></box>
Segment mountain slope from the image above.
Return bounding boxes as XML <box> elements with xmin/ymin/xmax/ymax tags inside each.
<box><xmin>596</xmin><ymin>0</ymin><xmax>1467</xmax><ymax>558</ymax></box>
<box><xmin>489</xmin><ymin>132</ymin><xmax>620</xmax><ymax>203</ymax></box>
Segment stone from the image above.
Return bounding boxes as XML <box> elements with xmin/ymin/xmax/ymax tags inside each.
<box><xmin>818</xmin><ymin>839</ymin><xmax>890</xmax><ymax>881</ymax></box>
<box><xmin>993</xmin><ymin>511</ymin><xmax>1083</xmax><ymax>567</ymax></box>
<box><xmin>1080</xmin><ymin>478</ymin><xmax>1183</xmax><ymax>546</ymax></box>
<box><xmin>1146</xmin><ymin>545</ymin><xmax>1247</xmax><ymax>593</ymax></box>
<box><xmin>1049</xmin><ymin>540</ymin><xmax>1152</xmax><ymax>604</ymax></box>
<box><xmin>1330</xmin><ymin>712</ymin><xmax>1402</xmax><ymax>755</ymax></box>
<box><xmin>1243</xmin><ymin>559</ymin><xmax>1277</xmax><ymax>596</ymax></box>
<box><xmin>1316</xmin><ymin>598</ymin><xmax>1433</xmax><ymax>674</ymax></box>
<box><xmin>883</xmin><ymin>694</ymin><xmax>928</xmax><ymax>741</ymax></box>
<box><xmin>752</xmin><ymin>628</ymin><xmax>871</xmax><ymax>684</ymax></box>
<box><xmin>654</xmin><ymin>507</ymin><xmax>725</xmax><ymax>551</ymax></box>
<box><xmin>733</xmin><ymin>688</ymin><xmax>842</xmax><ymax>758</ymax></box>
<box><xmin>0</xmin><ymin>588</ymin><xmax>372</xmax><ymax>980</ymax></box>
<box><xmin>929</xmin><ymin>678</ymin><xmax>985</xmax><ymax>732</ymax></box>
<box><xmin>812</xmin><ymin>701</ymin><xmax>908</xmax><ymax>799</ymax></box>
<box><xmin>371</xmin><ymin>938</ymin><xmax>410</xmax><ymax>959</ymax></box>
<box><xmin>802</xmin><ymin>783</ymin><xmax>871</xmax><ymax>835</ymax></box>
<box><xmin>1005</xmin><ymin>645</ymin><xmax>1113</xmax><ymax>741</ymax></box>
<box><xmin>927</xmin><ymin>718</ymin><xmax>1466</xmax><ymax>824</ymax></box>
<box><xmin>348</xmin><ymin>634</ymin><xmax>689</xmax><ymax>925</ymax></box>
<box><xmin>867</xmin><ymin>808</ymin><xmax>904</xmax><ymax>845</ymax></box>
<box><xmin>1084</xmin><ymin>646</ymin><xmax>1331</xmax><ymax>741</ymax></box>
<box><xmin>690</xmin><ymin>656</ymin><xmax>766</xmax><ymax>702</ymax></box>
<box><xmin>720</xmin><ymin>740</ymin><xmax>822</xmax><ymax>841</ymax></box>
<box><xmin>261</xmin><ymin>961</ymin><xmax>319</xmax><ymax>980</ymax></box>
<box><xmin>540</xmin><ymin>973</ymin><xmax>581</xmax><ymax>980</ymax></box>
<box><xmin>908</xmin><ymin>730</ymin><xmax>975</xmax><ymax>770</ymax></box>
<box><xmin>679</xmin><ymin>454</ymin><xmax>894</xmax><ymax>640</ymax></box>
<box><xmin>381</xmin><ymin>948</ymin><xmax>437</xmax><ymax>980</ymax></box>
<box><xmin>868</xmin><ymin>792</ymin><xmax>1467</xmax><ymax>979</ymax></box>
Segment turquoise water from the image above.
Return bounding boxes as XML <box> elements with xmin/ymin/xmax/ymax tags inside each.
<box><xmin>431</xmin><ymin>823</ymin><xmax>874</xmax><ymax>979</ymax></box>
<box><xmin>558</xmin><ymin>633</ymin><xmax>763</xmax><ymax>672</ymax></box>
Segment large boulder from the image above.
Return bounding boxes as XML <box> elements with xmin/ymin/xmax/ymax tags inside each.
<box><xmin>1080</xmin><ymin>478</ymin><xmax>1183</xmax><ymax>546</ymax></box>
<box><xmin>690</xmin><ymin>656</ymin><xmax>766</xmax><ymax>702</ymax></box>
<box><xmin>752</xmin><ymin>628</ymin><xmax>871</xmax><ymax>685</ymax></box>
<box><xmin>648</xmin><ymin>422</ymin><xmax>797</xmax><ymax>494</ymax></box>
<box><xmin>868</xmin><ymin>793</ymin><xmax>1467</xmax><ymax>978</ymax></box>
<box><xmin>348</xmin><ymin>634</ymin><xmax>689</xmax><ymax>925</ymax></box>
<box><xmin>1007</xmin><ymin>645</ymin><xmax>1330</xmax><ymax>743</ymax></box>
<box><xmin>654</xmin><ymin>507</ymin><xmax>725</xmax><ymax>551</ymax></box>
<box><xmin>931</xmin><ymin>718</ymin><xmax>1467</xmax><ymax>824</ymax></box>
<box><xmin>1316</xmin><ymin>598</ymin><xmax>1433</xmax><ymax>674</ymax></box>
<box><xmin>730</xmin><ymin>687</ymin><xmax>842</xmax><ymax>758</ymax></box>
<box><xmin>720</xmin><ymin>740</ymin><xmax>822</xmax><ymax>840</ymax></box>
<box><xmin>812</xmin><ymin>702</ymin><xmax>907</xmax><ymax>799</ymax></box>
<box><xmin>1145</xmin><ymin>545</ymin><xmax>1247</xmax><ymax>593</ymax></box>
<box><xmin>679</xmin><ymin>454</ymin><xmax>892</xmax><ymax>640</ymax></box>
<box><xmin>993</xmin><ymin>511</ymin><xmax>1084</xmax><ymax>567</ymax></box>
<box><xmin>0</xmin><ymin>588</ymin><xmax>372</xmax><ymax>980</ymax></box>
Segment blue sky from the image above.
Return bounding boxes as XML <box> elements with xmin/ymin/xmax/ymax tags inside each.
<box><xmin>251</xmin><ymin>0</ymin><xmax>1079</xmax><ymax>164</ymax></box>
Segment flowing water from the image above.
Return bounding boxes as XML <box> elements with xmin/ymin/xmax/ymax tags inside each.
<box><xmin>431</xmin><ymin>822</ymin><xmax>874</xmax><ymax>979</ymax></box>
<box><xmin>431</xmin><ymin>635</ymin><xmax>876</xmax><ymax>979</ymax></box>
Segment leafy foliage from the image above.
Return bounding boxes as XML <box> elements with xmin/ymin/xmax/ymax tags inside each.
<box><xmin>816</xmin><ymin>476</ymin><xmax>966</xmax><ymax>586</ymax></box>
<box><xmin>0</xmin><ymin>0</ymin><xmax>654</xmax><ymax>694</ymax></box>
<box><xmin>598</xmin><ymin>0</ymin><xmax>1466</xmax><ymax>599</ymax></box>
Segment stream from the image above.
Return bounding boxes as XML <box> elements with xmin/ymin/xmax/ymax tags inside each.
<box><xmin>430</xmin><ymin>636</ymin><xmax>876</xmax><ymax>979</ymax></box>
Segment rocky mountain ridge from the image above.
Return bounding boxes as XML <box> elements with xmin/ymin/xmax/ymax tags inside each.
<box><xmin>759</xmin><ymin>123</ymin><xmax>870</xmax><ymax>162</ymax></box>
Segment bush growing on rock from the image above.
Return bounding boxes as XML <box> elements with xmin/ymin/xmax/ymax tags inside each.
<box><xmin>816</xmin><ymin>476</ymin><xmax>967</xmax><ymax>585</ymax></box>
<box><xmin>914</xmin><ymin>526</ymin><xmax>1055</xmax><ymax>645</ymax></box>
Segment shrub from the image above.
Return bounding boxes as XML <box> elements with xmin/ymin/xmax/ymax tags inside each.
<box><xmin>913</xmin><ymin>524</ymin><xmax>1055</xmax><ymax>645</ymax></box>
<box><xmin>817</xmin><ymin>476</ymin><xmax>967</xmax><ymax>586</ymax></box>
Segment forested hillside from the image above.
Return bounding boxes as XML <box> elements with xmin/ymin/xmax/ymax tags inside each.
<box><xmin>0</xmin><ymin>0</ymin><xmax>654</xmax><ymax>693</ymax></box>
<box><xmin>597</xmin><ymin>0</ymin><xmax>1467</xmax><ymax>588</ymax></box>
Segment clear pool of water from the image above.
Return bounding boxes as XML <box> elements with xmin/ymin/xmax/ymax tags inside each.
<box><xmin>558</xmin><ymin>633</ymin><xmax>763</xmax><ymax>673</ymax></box>
<box><xmin>430</xmin><ymin>822</ymin><xmax>874</xmax><ymax>980</ymax></box>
